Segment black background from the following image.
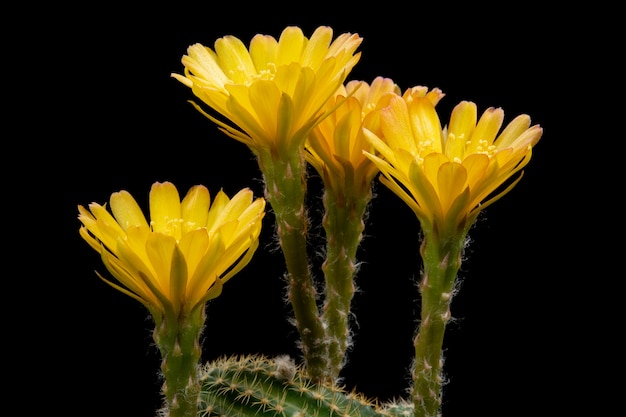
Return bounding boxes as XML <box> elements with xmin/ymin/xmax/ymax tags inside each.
<box><xmin>20</xmin><ymin>2</ymin><xmax>613</xmax><ymax>416</ymax></box>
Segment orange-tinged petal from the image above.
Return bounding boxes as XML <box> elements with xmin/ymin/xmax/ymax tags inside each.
<box><xmin>466</xmin><ymin>107</ymin><xmax>504</xmax><ymax>152</ymax></box>
<box><xmin>407</xmin><ymin>96</ymin><xmax>443</xmax><ymax>154</ymax></box>
<box><xmin>447</xmin><ymin>101</ymin><xmax>477</xmax><ymax>154</ymax></box>
<box><xmin>408</xmin><ymin>160</ymin><xmax>443</xmax><ymax>226</ymax></box>
<box><xmin>462</xmin><ymin>153</ymin><xmax>491</xmax><ymax>190</ymax></box>
<box><xmin>436</xmin><ymin>161</ymin><xmax>468</xmax><ymax>213</ymax></box>
<box><xmin>493</xmin><ymin>114</ymin><xmax>531</xmax><ymax>148</ymax></box>
<box><xmin>381</xmin><ymin>96</ymin><xmax>417</xmax><ymax>153</ymax></box>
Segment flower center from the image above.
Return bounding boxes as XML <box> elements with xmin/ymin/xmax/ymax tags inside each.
<box><xmin>468</xmin><ymin>139</ymin><xmax>497</xmax><ymax>156</ymax></box>
<box><xmin>243</xmin><ymin>63</ymin><xmax>277</xmax><ymax>86</ymax></box>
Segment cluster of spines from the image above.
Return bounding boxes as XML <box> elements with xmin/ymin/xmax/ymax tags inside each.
<box><xmin>197</xmin><ymin>354</ymin><xmax>413</xmax><ymax>417</ymax></box>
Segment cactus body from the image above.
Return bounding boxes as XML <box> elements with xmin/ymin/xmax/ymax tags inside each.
<box><xmin>198</xmin><ymin>354</ymin><xmax>411</xmax><ymax>417</ymax></box>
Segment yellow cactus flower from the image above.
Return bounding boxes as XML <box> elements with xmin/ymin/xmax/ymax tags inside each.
<box><xmin>172</xmin><ymin>26</ymin><xmax>362</xmax><ymax>157</ymax></box>
<box><xmin>78</xmin><ymin>181</ymin><xmax>265</xmax><ymax>319</ymax></box>
<box><xmin>305</xmin><ymin>76</ymin><xmax>401</xmax><ymax>196</ymax></box>
<box><xmin>363</xmin><ymin>88</ymin><xmax>542</xmax><ymax>236</ymax></box>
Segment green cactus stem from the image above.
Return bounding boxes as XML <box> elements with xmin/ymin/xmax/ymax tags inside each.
<box><xmin>198</xmin><ymin>354</ymin><xmax>410</xmax><ymax>417</ymax></box>
<box><xmin>411</xmin><ymin>231</ymin><xmax>466</xmax><ymax>417</ymax></box>
<box><xmin>320</xmin><ymin>188</ymin><xmax>372</xmax><ymax>381</ymax></box>
<box><xmin>154</xmin><ymin>305</ymin><xmax>206</xmax><ymax>417</ymax></box>
<box><xmin>256</xmin><ymin>148</ymin><xmax>329</xmax><ymax>383</ymax></box>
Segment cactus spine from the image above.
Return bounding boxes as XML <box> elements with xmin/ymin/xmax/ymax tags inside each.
<box><xmin>197</xmin><ymin>354</ymin><xmax>413</xmax><ymax>417</ymax></box>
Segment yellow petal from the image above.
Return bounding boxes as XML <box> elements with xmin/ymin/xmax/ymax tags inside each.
<box><xmin>248</xmin><ymin>80</ymin><xmax>282</xmax><ymax>139</ymax></box>
<box><xmin>407</xmin><ymin>96</ymin><xmax>444</xmax><ymax>154</ymax></box>
<box><xmin>301</xmin><ymin>26</ymin><xmax>333</xmax><ymax>68</ymax></box>
<box><xmin>436</xmin><ymin>161</ymin><xmax>467</xmax><ymax>213</ymax></box>
<box><xmin>181</xmin><ymin>185</ymin><xmax>211</xmax><ymax>232</ymax></box>
<box><xmin>380</xmin><ymin>96</ymin><xmax>415</xmax><ymax>153</ymax></box>
<box><xmin>493</xmin><ymin>114</ymin><xmax>531</xmax><ymax>148</ymax></box>
<box><xmin>177</xmin><ymin>228</ymin><xmax>210</xmax><ymax>276</ymax></box>
<box><xmin>214</xmin><ymin>35</ymin><xmax>257</xmax><ymax>84</ymax></box>
<box><xmin>467</xmin><ymin>107</ymin><xmax>504</xmax><ymax>151</ymax></box>
<box><xmin>110</xmin><ymin>190</ymin><xmax>149</xmax><ymax>232</ymax></box>
<box><xmin>447</xmin><ymin>101</ymin><xmax>477</xmax><ymax>156</ymax></box>
<box><xmin>276</xmin><ymin>26</ymin><xmax>306</xmax><ymax>65</ymax></box>
<box><xmin>149</xmin><ymin>182</ymin><xmax>182</xmax><ymax>239</ymax></box>
<box><xmin>249</xmin><ymin>34</ymin><xmax>278</xmax><ymax>70</ymax></box>
<box><xmin>144</xmin><ymin>233</ymin><xmax>177</xmax><ymax>299</ymax></box>
<box><xmin>169</xmin><ymin>245</ymin><xmax>188</xmax><ymax>314</ymax></box>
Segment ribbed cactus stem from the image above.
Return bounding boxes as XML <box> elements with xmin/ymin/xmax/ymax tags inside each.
<box><xmin>198</xmin><ymin>354</ymin><xmax>397</xmax><ymax>417</ymax></box>
<box><xmin>257</xmin><ymin>149</ymin><xmax>328</xmax><ymax>383</ymax></box>
<box><xmin>321</xmin><ymin>188</ymin><xmax>371</xmax><ymax>380</ymax></box>
<box><xmin>412</xmin><ymin>231</ymin><xmax>465</xmax><ymax>417</ymax></box>
<box><xmin>154</xmin><ymin>306</ymin><xmax>206</xmax><ymax>417</ymax></box>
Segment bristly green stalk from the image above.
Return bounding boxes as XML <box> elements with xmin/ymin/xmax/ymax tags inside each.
<box><xmin>198</xmin><ymin>354</ymin><xmax>411</xmax><ymax>417</ymax></box>
<box><xmin>256</xmin><ymin>148</ymin><xmax>328</xmax><ymax>383</ymax></box>
<box><xmin>154</xmin><ymin>305</ymin><xmax>206</xmax><ymax>417</ymax></box>
<box><xmin>411</xmin><ymin>229</ymin><xmax>466</xmax><ymax>417</ymax></box>
<box><xmin>320</xmin><ymin>187</ymin><xmax>372</xmax><ymax>380</ymax></box>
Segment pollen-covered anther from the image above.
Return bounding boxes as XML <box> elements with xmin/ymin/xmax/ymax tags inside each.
<box><xmin>246</xmin><ymin>63</ymin><xmax>277</xmax><ymax>85</ymax></box>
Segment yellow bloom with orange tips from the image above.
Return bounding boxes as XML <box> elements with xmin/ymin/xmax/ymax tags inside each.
<box><xmin>172</xmin><ymin>26</ymin><xmax>363</xmax><ymax>157</ymax></box>
<box><xmin>363</xmin><ymin>87</ymin><xmax>542</xmax><ymax>236</ymax></box>
<box><xmin>78</xmin><ymin>181</ymin><xmax>265</xmax><ymax>321</ymax></box>
<box><xmin>305</xmin><ymin>76</ymin><xmax>401</xmax><ymax>197</ymax></box>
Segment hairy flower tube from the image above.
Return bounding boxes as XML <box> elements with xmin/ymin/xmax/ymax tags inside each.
<box><xmin>78</xmin><ymin>181</ymin><xmax>265</xmax><ymax>417</ymax></box>
<box><xmin>172</xmin><ymin>26</ymin><xmax>362</xmax><ymax>383</ymax></box>
<box><xmin>363</xmin><ymin>88</ymin><xmax>543</xmax><ymax>417</ymax></box>
<box><xmin>172</xmin><ymin>25</ymin><xmax>362</xmax><ymax>158</ymax></box>
<box><xmin>304</xmin><ymin>77</ymin><xmax>401</xmax><ymax>379</ymax></box>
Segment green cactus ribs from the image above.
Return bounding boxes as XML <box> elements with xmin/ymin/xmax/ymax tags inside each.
<box><xmin>197</xmin><ymin>354</ymin><xmax>414</xmax><ymax>417</ymax></box>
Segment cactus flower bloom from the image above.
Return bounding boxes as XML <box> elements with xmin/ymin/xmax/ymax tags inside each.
<box><xmin>78</xmin><ymin>181</ymin><xmax>266</xmax><ymax>320</ymax></box>
<box><xmin>363</xmin><ymin>88</ymin><xmax>543</xmax><ymax>237</ymax></box>
<box><xmin>172</xmin><ymin>26</ymin><xmax>362</xmax><ymax>157</ymax></box>
<box><xmin>305</xmin><ymin>76</ymin><xmax>401</xmax><ymax>197</ymax></box>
